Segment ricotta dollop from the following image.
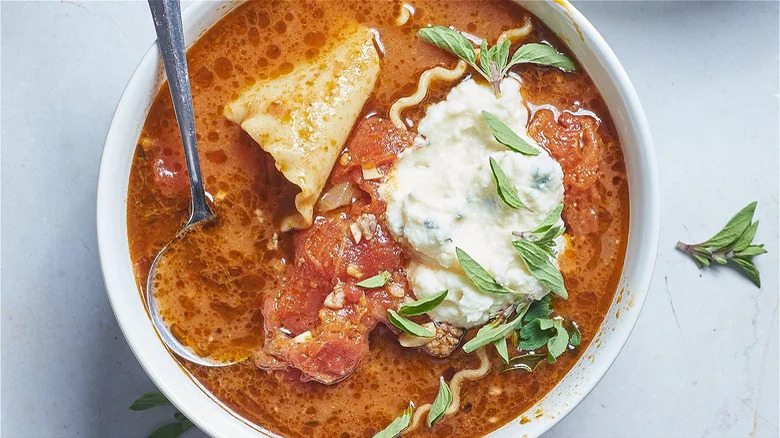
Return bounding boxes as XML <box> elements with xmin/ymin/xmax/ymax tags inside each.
<box><xmin>381</xmin><ymin>78</ymin><xmax>565</xmax><ymax>328</ymax></box>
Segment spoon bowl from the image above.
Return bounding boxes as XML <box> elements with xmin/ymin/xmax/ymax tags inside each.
<box><xmin>145</xmin><ymin>0</ymin><xmax>236</xmax><ymax>367</ymax></box>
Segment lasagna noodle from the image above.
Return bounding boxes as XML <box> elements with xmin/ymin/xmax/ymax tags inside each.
<box><xmin>223</xmin><ymin>24</ymin><xmax>380</xmax><ymax>230</ymax></box>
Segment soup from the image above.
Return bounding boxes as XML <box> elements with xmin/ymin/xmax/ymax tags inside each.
<box><xmin>127</xmin><ymin>0</ymin><xmax>628</xmax><ymax>437</ymax></box>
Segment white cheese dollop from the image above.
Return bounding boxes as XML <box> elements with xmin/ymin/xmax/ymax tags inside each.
<box><xmin>381</xmin><ymin>78</ymin><xmax>565</xmax><ymax>328</ymax></box>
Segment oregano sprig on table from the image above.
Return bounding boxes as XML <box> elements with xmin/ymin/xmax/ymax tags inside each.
<box><xmin>418</xmin><ymin>26</ymin><xmax>575</xmax><ymax>96</ymax></box>
<box><xmin>130</xmin><ymin>390</ymin><xmax>195</xmax><ymax>438</ymax></box>
<box><xmin>676</xmin><ymin>201</ymin><xmax>766</xmax><ymax>287</ymax></box>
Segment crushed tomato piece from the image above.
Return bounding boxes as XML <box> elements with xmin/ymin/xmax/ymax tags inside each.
<box><xmin>258</xmin><ymin>117</ymin><xmax>415</xmax><ymax>384</ymax></box>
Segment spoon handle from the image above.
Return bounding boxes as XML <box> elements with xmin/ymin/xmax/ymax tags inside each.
<box><xmin>148</xmin><ymin>0</ymin><xmax>213</xmax><ymax>223</ymax></box>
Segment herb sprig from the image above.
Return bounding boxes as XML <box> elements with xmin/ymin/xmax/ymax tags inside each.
<box><xmin>512</xmin><ymin>204</ymin><xmax>568</xmax><ymax>298</ymax></box>
<box><xmin>373</xmin><ymin>403</ymin><xmax>413</xmax><ymax>438</ymax></box>
<box><xmin>418</xmin><ymin>26</ymin><xmax>575</xmax><ymax>96</ymax></box>
<box><xmin>130</xmin><ymin>391</ymin><xmax>195</xmax><ymax>438</ymax></box>
<box><xmin>676</xmin><ymin>201</ymin><xmax>766</xmax><ymax>287</ymax></box>
<box><xmin>427</xmin><ymin>378</ymin><xmax>453</xmax><ymax>427</ymax></box>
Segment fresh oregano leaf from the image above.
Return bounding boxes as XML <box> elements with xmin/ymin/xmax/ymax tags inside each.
<box><xmin>130</xmin><ymin>391</ymin><xmax>171</xmax><ymax>411</ymax></box>
<box><xmin>427</xmin><ymin>377</ymin><xmax>453</xmax><ymax>427</ymax></box>
<box><xmin>481</xmin><ymin>111</ymin><xmax>539</xmax><ymax>155</ymax></box>
<box><xmin>523</xmin><ymin>294</ymin><xmax>553</xmax><ymax>323</ymax></box>
<box><xmin>701</xmin><ymin>201</ymin><xmax>757</xmax><ymax>248</ymax></box>
<box><xmin>387</xmin><ymin>309</ymin><xmax>435</xmax><ymax>338</ymax></box>
<box><xmin>479</xmin><ymin>39</ymin><xmax>492</xmax><ymax>75</ymax></box>
<box><xmin>494</xmin><ymin>40</ymin><xmax>511</xmax><ymax>74</ymax></box>
<box><xmin>507</xmin><ymin>43</ymin><xmax>575</xmax><ymax>72</ymax></box>
<box><xmin>463</xmin><ymin>305</ymin><xmax>528</xmax><ymax>353</ymax></box>
<box><xmin>533</xmin><ymin>204</ymin><xmax>564</xmax><ymax>234</ymax></box>
<box><xmin>494</xmin><ymin>336</ymin><xmax>510</xmax><ymax>364</ymax></box>
<box><xmin>513</xmin><ymin>239</ymin><xmax>568</xmax><ymax>299</ymax></box>
<box><xmin>676</xmin><ymin>201</ymin><xmax>765</xmax><ymax>287</ymax></box>
<box><xmin>456</xmin><ymin>247</ymin><xmax>512</xmax><ymax>295</ymax></box>
<box><xmin>517</xmin><ymin>318</ymin><xmax>550</xmax><ymax>351</ymax></box>
<box><xmin>498</xmin><ymin>353</ymin><xmax>546</xmax><ymax>373</ymax></box>
<box><xmin>489</xmin><ymin>157</ymin><xmax>528</xmax><ymax>210</ymax></box>
<box><xmin>373</xmin><ymin>403</ymin><xmax>413</xmax><ymax>438</ymax></box>
<box><xmin>732</xmin><ymin>257</ymin><xmax>761</xmax><ymax>287</ymax></box>
<box><xmin>545</xmin><ymin>319</ymin><xmax>569</xmax><ymax>363</ymax></box>
<box><xmin>357</xmin><ymin>271</ymin><xmax>392</xmax><ymax>289</ymax></box>
<box><xmin>147</xmin><ymin>422</ymin><xmax>191</xmax><ymax>438</ymax></box>
<box><xmin>569</xmin><ymin>323</ymin><xmax>581</xmax><ymax>347</ymax></box>
<box><xmin>399</xmin><ymin>290</ymin><xmax>448</xmax><ymax>316</ymax></box>
<box><xmin>418</xmin><ymin>26</ymin><xmax>478</xmax><ymax>66</ymax></box>
<box><xmin>736</xmin><ymin>245</ymin><xmax>767</xmax><ymax>257</ymax></box>
<box><xmin>732</xmin><ymin>221</ymin><xmax>759</xmax><ymax>252</ymax></box>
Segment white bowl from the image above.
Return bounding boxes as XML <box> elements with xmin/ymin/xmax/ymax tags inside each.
<box><xmin>96</xmin><ymin>1</ymin><xmax>659</xmax><ymax>437</ymax></box>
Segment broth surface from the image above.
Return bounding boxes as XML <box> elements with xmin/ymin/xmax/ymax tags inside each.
<box><xmin>127</xmin><ymin>1</ymin><xmax>629</xmax><ymax>437</ymax></box>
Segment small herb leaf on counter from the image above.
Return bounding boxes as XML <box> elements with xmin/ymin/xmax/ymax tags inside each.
<box><xmin>456</xmin><ymin>247</ymin><xmax>512</xmax><ymax>296</ymax></box>
<box><xmin>427</xmin><ymin>377</ymin><xmax>453</xmax><ymax>427</ymax></box>
<box><xmin>399</xmin><ymin>290</ymin><xmax>449</xmax><ymax>316</ymax></box>
<box><xmin>482</xmin><ymin>111</ymin><xmax>539</xmax><ymax>156</ymax></box>
<box><xmin>506</xmin><ymin>43</ymin><xmax>576</xmax><ymax>72</ymax></box>
<box><xmin>147</xmin><ymin>418</ymin><xmax>194</xmax><ymax>438</ymax></box>
<box><xmin>373</xmin><ymin>403</ymin><xmax>413</xmax><ymax>438</ymax></box>
<box><xmin>676</xmin><ymin>201</ymin><xmax>766</xmax><ymax>287</ymax></box>
<box><xmin>498</xmin><ymin>353</ymin><xmax>547</xmax><ymax>373</ymax></box>
<box><xmin>388</xmin><ymin>309</ymin><xmax>435</xmax><ymax>338</ymax></box>
<box><xmin>489</xmin><ymin>157</ymin><xmax>528</xmax><ymax>210</ymax></box>
<box><xmin>357</xmin><ymin>271</ymin><xmax>392</xmax><ymax>289</ymax></box>
<box><xmin>130</xmin><ymin>391</ymin><xmax>172</xmax><ymax>411</ymax></box>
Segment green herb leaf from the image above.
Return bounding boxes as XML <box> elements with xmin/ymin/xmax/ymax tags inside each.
<box><xmin>489</xmin><ymin>157</ymin><xmax>528</xmax><ymax>210</ymax></box>
<box><xmin>147</xmin><ymin>421</ymin><xmax>192</xmax><ymax>438</ymax></box>
<box><xmin>545</xmin><ymin>319</ymin><xmax>569</xmax><ymax>363</ymax></box>
<box><xmin>498</xmin><ymin>353</ymin><xmax>546</xmax><ymax>373</ymax></box>
<box><xmin>507</xmin><ymin>43</ymin><xmax>575</xmax><ymax>72</ymax></box>
<box><xmin>533</xmin><ymin>204</ymin><xmax>564</xmax><ymax>234</ymax></box>
<box><xmin>427</xmin><ymin>377</ymin><xmax>453</xmax><ymax>427</ymax></box>
<box><xmin>736</xmin><ymin>245</ymin><xmax>767</xmax><ymax>257</ymax></box>
<box><xmin>523</xmin><ymin>294</ymin><xmax>553</xmax><ymax>323</ymax></box>
<box><xmin>399</xmin><ymin>290</ymin><xmax>449</xmax><ymax>316</ymax></box>
<box><xmin>463</xmin><ymin>306</ymin><xmax>528</xmax><ymax>353</ymax></box>
<box><xmin>494</xmin><ymin>40</ymin><xmax>511</xmax><ymax>74</ymax></box>
<box><xmin>130</xmin><ymin>391</ymin><xmax>171</xmax><ymax>411</ymax></box>
<box><xmin>481</xmin><ymin>111</ymin><xmax>539</xmax><ymax>155</ymax></box>
<box><xmin>702</xmin><ymin>201</ymin><xmax>757</xmax><ymax>248</ymax></box>
<box><xmin>456</xmin><ymin>247</ymin><xmax>512</xmax><ymax>295</ymax></box>
<box><xmin>357</xmin><ymin>271</ymin><xmax>392</xmax><ymax>289</ymax></box>
<box><xmin>517</xmin><ymin>318</ymin><xmax>550</xmax><ymax>350</ymax></box>
<box><xmin>732</xmin><ymin>221</ymin><xmax>759</xmax><ymax>252</ymax></box>
<box><xmin>418</xmin><ymin>26</ymin><xmax>478</xmax><ymax>66</ymax></box>
<box><xmin>494</xmin><ymin>336</ymin><xmax>510</xmax><ymax>364</ymax></box>
<box><xmin>479</xmin><ymin>39</ymin><xmax>492</xmax><ymax>75</ymax></box>
<box><xmin>569</xmin><ymin>323</ymin><xmax>581</xmax><ymax>347</ymax></box>
<box><xmin>512</xmin><ymin>239</ymin><xmax>568</xmax><ymax>299</ymax></box>
<box><xmin>387</xmin><ymin>309</ymin><xmax>435</xmax><ymax>338</ymax></box>
<box><xmin>732</xmin><ymin>257</ymin><xmax>761</xmax><ymax>287</ymax></box>
<box><xmin>373</xmin><ymin>403</ymin><xmax>413</xmax><ymax>438</ymax></box>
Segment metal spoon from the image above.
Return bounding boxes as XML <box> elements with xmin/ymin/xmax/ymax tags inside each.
<box><xmin>145</xmin><ymin>0</ymin><xmax>234</xmax><ymax>367</ymax></box>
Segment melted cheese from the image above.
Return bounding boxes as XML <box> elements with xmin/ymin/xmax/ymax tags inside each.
<box><xmin>382</xmin><ymin>78</ymin><xmax>565</xmax><ymax>328</ymax></box>
<box><xmin>224</xmin><ymin>24</ymin><xmax>380</xmax><ymax>230</ymax></box>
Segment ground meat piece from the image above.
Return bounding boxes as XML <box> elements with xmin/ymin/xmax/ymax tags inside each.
<box><xmin>355</xmin><ymin>213</ymin><xmax>377</xmax><ymax>240</ymax></box>
<box><xmin>421</xmin><ymin>322</ymin><xmax>465</xmax><ymax>357</ymax></box>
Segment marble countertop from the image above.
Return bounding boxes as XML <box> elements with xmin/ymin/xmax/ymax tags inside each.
<box><xmin>1</xmin><ymin>1</ymin><xmax>777</xmax><ymax>437</ymax></box>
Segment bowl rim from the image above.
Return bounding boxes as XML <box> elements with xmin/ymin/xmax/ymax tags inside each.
<box><xmin>96</xmin><ymin>1</ymin><xmax>659</xmax><ymax>437</ymax></box>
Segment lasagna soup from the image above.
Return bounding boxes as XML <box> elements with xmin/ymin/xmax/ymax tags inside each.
<box><xmin>127</xmin><ymin>0</ymin><xmax>629</xmax><ymax>436</ymax></box>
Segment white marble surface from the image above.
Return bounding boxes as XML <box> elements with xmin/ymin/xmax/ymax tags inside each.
<box><xmin>1</xmin><ymin>1</ymin><xmax>777</xmax><ymax>437</ymax></box>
